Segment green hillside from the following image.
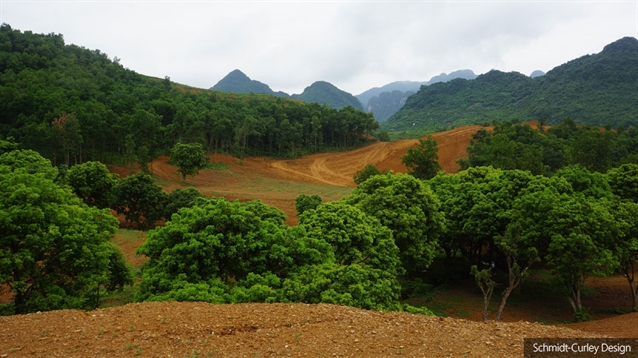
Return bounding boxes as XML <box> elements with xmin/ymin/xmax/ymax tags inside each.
<box><xmin>383</xmin><ymin>37</ymin><xmax>638</xmax><ymax>135</ymax></box>
<box><xmin>0</xmin><ymin>24</ymin><xmax>378</xmax><ymax>166</ymax></box>
<box><xmin>210</xmin><ymin>69</ymin><xmax>289</xmax><ymax>97</ymax></box>
<box><xmin>292</xmin><ymin>81</ymin><xmax>364</xmax><ymax>111</ymax></box>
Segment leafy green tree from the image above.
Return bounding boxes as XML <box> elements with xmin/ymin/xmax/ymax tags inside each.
<box><xmin>569</xmin><ymin>128</ymin><xmax>614</xmax><ymax>173</ymax></box>
<box><xmin>0</xmin><ymin>136</ymin><xmax>18</xmax><ymax>155</ymax></box>
<box><xmin>164</xmin><ymin>187</ymin><xmax>204</xmax><ymax>220</ymax></box>
<box><xmin>281</xmin><ymin>262</ymin><xmax>402</xmax><ymax>311</ymax></box>
<box><xmin>493</xmin><ymin>223</ymin><xmax>539</xmax><ymax>321</ymax></box>
<box><xmin>0</xmin><ymin>166</ymin><xmax>131</xmax><ymax>313</ymax></box>
<box><xmin>607</xmin><ymin>164</ymin><xmax>638</xmax><ymax>202</ymax></box>
<box><xmin>347</xmin><ymin>172</ymin><xmax>445</xmax><ymax>274</ymax></box>
<box><xmin>554</xmin><ymin>165</ymin><xmax>613</xmax><ymax>200</ymax></box>
<box><xmin>135</xmin><ymin>198</ymin><xmax>332</xmax><ymax>302</ymax></box>
<box><xmin>66</xmin><ymin>161</ymin><xmax>119</xmax><ymax>209</ymax></box>
<box><xmin>294</xmin><ymin>194</ymin><xmax>322</xmax><ymax>216</ymax></box>
<box><xmin>0</xmin><ymin>149</ymin><xmax>57</xmax><ymax>179</ymax></box>
<box><xmin>353</xmin><ymin>163</ymin><xmax>381</xmax><ymax>185</ymax></box>
<box><xmin>429</xmin><ymin>167</ymin><xmax>536</xmax><ymax>265</ymax></box>
<box><xmin>470</xmin><ymin>265</ymin><xmax>496</xmax><ymax>322</ymax></box>
<box><xmin>608</xmin><ymin>201</ymin><xmax>638</xmax><ymax>311</ymax></box>
<box><xmin>299</xmin><ymin>201</ymin><xmax>401</xmax><ymax>275</ymax></box>
<box><xmin>170</xmin><ymin>143</ymin><xmax>209</xmax><ymax>180</ymax></box>
<box><xmin>109</xmin><ymin>173</ymin><xmax>167</xmax><ymax>229</ymax></box>
<box><xmin>401</xmin><ymin>136</ymin><xmax>441</xmax><ymax>180</ymax></box>
<box><xmin>545</xmin><ymin>196</ymin><xmax>618</xmax><ymax>318</ymax></box>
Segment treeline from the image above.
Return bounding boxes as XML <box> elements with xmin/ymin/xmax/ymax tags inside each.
<box><xmin>0</xmin><ymin>24</ymin><xmax>378</xmax><ymax>166</ymax></box>
<box><xmin>461</xmin><ymin>119</ymin><xmax>638</xmax><ymax>175</ymax></box>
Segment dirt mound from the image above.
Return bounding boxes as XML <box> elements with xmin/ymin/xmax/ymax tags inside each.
<box><xmin>0</xmin><ymin>302</ymin><xmax>604</xmax><ymax>357</ymax></box>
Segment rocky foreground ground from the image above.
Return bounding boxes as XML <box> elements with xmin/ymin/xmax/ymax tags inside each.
<box><xmin>1</xmin><ymin>301</ymin><xmax>619</xmax><ymax>357</ymax></box>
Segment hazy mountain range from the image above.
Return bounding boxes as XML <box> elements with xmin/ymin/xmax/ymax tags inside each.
<box><xmin>210</xmin><ymin>68</ymin><xmax>545</xmax><ymax>123</ymax></box>
<box><xmin>383</xmin><ymin>36</ymin><xmax>638</xmax><ymax>134</ymax></box>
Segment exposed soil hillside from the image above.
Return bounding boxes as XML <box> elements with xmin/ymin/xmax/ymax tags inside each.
<box><xmin>110</xmin><ymin>125</ymin><xmax>485</xmax><ymax>224</ymax></box>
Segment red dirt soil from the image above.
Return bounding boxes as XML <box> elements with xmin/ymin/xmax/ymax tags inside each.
<box><xmin>0</xmin><ymin>302</ymin><xmax>610</xmax><ymax>357</ymax></box>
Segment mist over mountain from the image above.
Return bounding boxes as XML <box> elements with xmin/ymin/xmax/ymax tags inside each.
<box><xmin>357</xmin><ymin>70</ymin><xmax>478</xmax><ymax>123</ymax></box>
<box><xmin>530</xmin><ymin>70</ymin><xmax>545</xmax><ymax>78</ymax></box>
<box><xmin>382</xmin><ymin>37</ymin><xmax>638</xmax><ymax>134</ymax></box>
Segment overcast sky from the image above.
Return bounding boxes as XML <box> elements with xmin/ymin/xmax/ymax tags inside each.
<box><xmin>2</xmin><ymin>1</ymin><xmax>637</xmax><ymax>95</ymax></box>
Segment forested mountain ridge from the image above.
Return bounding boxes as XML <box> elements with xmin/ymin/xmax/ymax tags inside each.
<box><xmin>210</xmin><ymin>70</ymin><xmax>364</xmax><ymax>111</ymax></box>
<box><xmin>356</xmin><ymin>70</ymin><xmax>477</xmax><ymax>123</ymax></box>
<box><xmin>210</xmin><ymin>69</ymin><xmax>288</xmax><ymax>97</ymax></box>
<box><xmin>0</xmin><ymin>24</ymin><xmax>378</xmax><ymax>167</ymax></box>
<box><xmin>383</xmin><ymin>37</ymin><xmax>638</xmax><ymax>134</ymax></box>
<box><xmin>291</xmin><ymin>81</ymin><xmax>364</xmax><ymax>111</ymax></box>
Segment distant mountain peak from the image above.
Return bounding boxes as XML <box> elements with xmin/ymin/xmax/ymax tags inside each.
<box><xmin>211</xmin><ymin>69</ymin><xmax>287</xmax><ymax>97</ymax></box>
<box><xmin>292</xmin><ymin>81</ymin><xmax>363</xmax><ymax>111</ymax></box>
<box><xmin>602</xmin><ymin>36</ymin><xmax>638</xmax><ymax>53</ymax></box>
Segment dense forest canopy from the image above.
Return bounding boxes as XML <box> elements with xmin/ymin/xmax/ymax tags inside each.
<box><xmin>461</xmin><ymin>119</ymin><xmax>638</xmax><ymax>175</ymax></box>
<box><xmin>384</xmin><ymin>37</ymin><xmax>638</xmax><ymax>136</ymax></box>
<box><xmin>0</xmin><ymin>24</ymin><xmax>379</xmax><ymax>166</ymax></box>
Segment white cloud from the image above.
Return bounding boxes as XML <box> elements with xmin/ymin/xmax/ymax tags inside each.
<box><xmin>2</xmin><ymin>1</ymin><xmax>636</xmax><ymax>95</ymax></box>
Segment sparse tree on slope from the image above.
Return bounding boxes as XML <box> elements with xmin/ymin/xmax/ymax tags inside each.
<box><xmin>402</xmin><ymin>136</ymin><xmax>441</xmax><ymax>180</ymax></box>
<box><xmin>170</xmin><ymin>143</ymin><xmax>208</xmax><ymax>181</ymax></box>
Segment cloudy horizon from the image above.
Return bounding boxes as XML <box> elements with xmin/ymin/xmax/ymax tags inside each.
<box><xmin>2</xmin><ymin>1</ymin><xmax>637</xmax><ymax>96</ymax></box>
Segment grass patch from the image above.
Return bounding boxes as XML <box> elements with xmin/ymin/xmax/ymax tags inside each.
<box><xmin>207</xmin><ymin>162</ymin><xmax>230</xmax><ymax>170</ymax></box>
<box><xmin>100</xmin><ymin>281</ymin><xmax>139</xmax><ymax>308</ymax></box>
<box><xmin>111</xmin><ymin>229</ymin><xmax>147</xmax><ymax>270</ymax></box>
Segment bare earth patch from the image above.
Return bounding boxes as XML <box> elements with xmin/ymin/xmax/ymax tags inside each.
<box><xmin>0</xmin><ymin>302</ymin><xmax>607</xmax><ymax>358</ymax></box>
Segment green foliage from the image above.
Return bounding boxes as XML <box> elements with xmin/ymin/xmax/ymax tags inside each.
<box><xmin>0</xmin><ymin>149</ymin><xmax>58</xmax><ymax>179</ymax></box>
<box><xmin>299</xmin><ymin>201</ymin><xmax>402</xmax><ymax>275</ymax></box>
<box><xmin>0</xmin><ymin>166</ymin><xmax>131</xmax><ymax>313</ymax></box>
<box><xmin>0</xmin><ymin>136</ymin><xmax>18</xmax><ymax>155</ymax></box>
<box><xmin>66</xmin><ymin>161</ymin><xmax>119</xmax><ymax>208</ymax></box>
<box><xmin>470</xmin><ymin>265</ymin><xmax>496</xmax><ymax>322</ymax></box>
<box><xmin>401</xmin><ymin>136</ymin><xmax>441</xmax><ymax>180</ymax></box>
<box><xmin>429</xmin><ymin>167</ymin><xmax>537</xmax><ymax>265</ymax></box>
<box><xmin>569</xmin><ymin>128</ymin><xmax>615</xmax><ymax>172</ymax></box>
<box><xmin>135</xmin><ymin>198</ymin><xmax>329</xmax><ymax>301</ymax></box>
<box><xmin>463</xmin><ymin>120</ymin><xmax>638</xmax><ymax>175</ymax></box>
<box><xmin>280</xmin><ymin>263</ymin><xmax>400</xmax><ymax>310</ymax></box>
<box><xmin>347</xmin><ymin>172</ymin><xmax>445</xmax><ymax>274</ymax></box>
<box><xmin>294</xmin><ymin>194</ymin><xmax>322</xmax><ymax>216</ymax></box>
<box><xmin>163</xmin><ymin>187</ymin><xmax>204</xmax><ymax>220</ymax></box>
<box><xmin>554</xmin><ymin>165</ymin><xmax>613</xmax><ymax>199</ymax></box>
<box><xmin>383</xmin><ymin>37</ymin><xmax>638</xmax><ymax>133</ymax></box>
<box><xmin>135</xmin><ymin>197</ymin><xmax>429</xmax><ymax>313</ymax></box>
<box><xmin>109</xmin><ymin>173</ymin><xmax>167</xmax><ymax>229</ymax></box>
<box><xmin>170</xmin><ymin>143</ymin><xmax>209</xmax><ymax>180</ymax></box>
<box><xmin>607</xmin><ymin>164</ymin><xmax>638</xmax><ymax>202</ymax></box>
<box><xmin>353</xmin><ymin>164</ymin><xmax>382</xmax><ymax>185</ymax></box>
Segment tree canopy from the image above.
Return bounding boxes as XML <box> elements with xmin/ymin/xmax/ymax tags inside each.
<box><xmin>347</xmin><ymin>173</ymin><xmax>445</xmax><ymax>274</ymax></box>
<box><xmin>401</xmin><ymin>137</ymin><xmax>442</xmax><ymax>180</ymax></box>
<box><xmin>170</xmin><ymin>143</ymin><xmax>208</xmax><ymax>180</ymax></box>
<box><xmin>0</xmin><ymin>162</ymin><xmax>131</xmax><ymax>314</ymax></box>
